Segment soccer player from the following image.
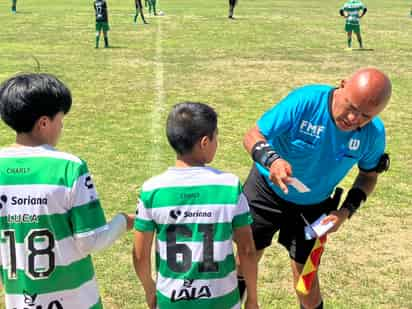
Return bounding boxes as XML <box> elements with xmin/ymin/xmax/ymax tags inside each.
<box><xmin>228</xmin><ymin>0</ymin><xmax>238</xmax><ymax>19</ymax></box>
<box><xmin>133</xmin><ymin>102</ymin><xmax>259</xmax><ymax>309</ymax></box>
<box><xmin>147</xmin><ymin>0</ymin><xmax>157</xmax><ymax>16</ymax></box>
<box><xmin>340</xmin><ymin>0</ymin><xmax>367</xmax><ymax>49</ymax></box>
<box><xmin>11</xmin><ymin>0</ymin><xmax>17</xmax><ymax>13</ymax></box>
<box><xmin>134</xmin><ymin>0</ymin><xmax>148</xmax><ymax>24</ymax></box>
<box><xmin>94</xmin><ymin>0</ymin><xmax>110</xmax><ymax>48</ymax></box>
<box><xmin>0</xmin><ymin>73</ymin><xmax>135</xmax><ymax>309</ymax></box>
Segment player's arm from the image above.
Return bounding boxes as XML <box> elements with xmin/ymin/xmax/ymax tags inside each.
<box><xmin>360</xmin><ymin>7</ymin><xmax>367</xmax><ymax>17</ymax></box>
<box><xmin>69</xmin><ymin>162</ymin><xmax>134</xmax><ymax>253</ymax></box>
<box><xmin>234</xmin><ymin>225</ymin><xmax>259</xmax><ymax>309</ymax></box>
<box><xmin>339</xmin><ymin>8</ymin><xmax>346</xmax><ymax>17</ymax></box>
<box><xmin>74</xmin><ymin>213</ymin><xmax>135</xmax><ymax>254</ymax></box>
<box><xmin>133</xmin><ymin>231</ymin><xmax>156</xmax><ymax>309</ymax></box>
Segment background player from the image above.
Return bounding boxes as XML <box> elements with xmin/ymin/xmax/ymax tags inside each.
<box><xmin>0</xmin><ymin>73</ymin><xmax>134</xmax><ymax>309</ymax></box>
<box><xmin>134</xmin><ymin>0</ymin><xmax>148</xmax><ymax>24</ymax></box>
<box><xmin>340</xmin><ymin>0</ymin><xmax>367</xmax><ymax>49</ymax></box>
<box><xmin>133</xmin><ymin>102</ymin><xmax>259</xmax><ymax>309</ymax></box>
<box><xmin>11</xmin><ymin>0</ymin><xmax>17</xmax><ymax>13</ymax></box>
<box><xmin>147</xmin><ymin>0</ymin><xmax>157</xmax><ymax>16</ymax></box>
<box><xmin>229</xmin><ymin>0</ymin><xmax>238</xmax><ymax>19</ymax></box>
<box><xmin>94</xmin><ymin>0</ymin><xmax>110</xmax><ymax>48</ymax></box>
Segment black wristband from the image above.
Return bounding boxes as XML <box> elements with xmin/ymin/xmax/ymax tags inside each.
<box><xmin>251</xmin><ymin>141</ymin><xmax>281</xmax><ymax>168</ymax></box>
<box><xmin>340</xmin><ymin>188</ymin><xmax>367</xmax><ymax>219</ymax></box>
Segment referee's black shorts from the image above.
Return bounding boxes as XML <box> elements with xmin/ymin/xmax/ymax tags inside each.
<box><xmin>243</xmin><ymin>165</ymin><xmax>338</xmax><ymax>264</ymax></box>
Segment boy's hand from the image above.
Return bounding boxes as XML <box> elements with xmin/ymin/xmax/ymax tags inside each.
<box><xmin>145</xmin><ymin>284</ymin><xmax>157</xmax><ymax>309</ymax></box>
<box><xmin>121</xmin><ymin>213</ymin><xmax>136</xmax><ymax>230</ymax></box>
<box><xmin>245</xmin><ymin>299</ymin><xmax>259</xmax><ymax>309</ymax></box>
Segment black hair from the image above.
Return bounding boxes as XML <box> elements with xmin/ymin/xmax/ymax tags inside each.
<box><xmin>0</xmin><ymin>73</ymin><xmax>72</xmax><ymax>133</ymax></box>
<box><xmin>166</xmin><ymin>102</ymin><xmax>217</xmax><ymax>155</ymax></box>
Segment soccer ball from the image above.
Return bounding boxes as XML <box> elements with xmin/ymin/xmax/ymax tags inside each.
<box><xmin>158</xmin><ymin>11</ymin><xmax>165</xmax><ymax>16</ymax></box>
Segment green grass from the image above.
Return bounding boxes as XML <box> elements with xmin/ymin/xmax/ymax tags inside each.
<box><xmin>0</xmin><ymin>0</ymin><xmax>411</xmax><ymax>308</ymax></box>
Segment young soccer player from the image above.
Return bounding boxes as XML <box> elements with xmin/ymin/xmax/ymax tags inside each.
<box><xmin>11</xmin><ymin>0</ymin><xmax>17</xmax><ymax>13</ymax></box>
<box><xmin>0</xmin><ymin>73</ymin><xmax>134</xmax><ymax>309</ymax></box>
<box><xmin>134</xmin><ymin>0</ymin><xmax>148</xmax><ymax>24</ymax></box>
<box><xmin>340</xmin><ymin>0</ymin><xmax>367</xmax><ymax>49</ymax></box>
<box><xmin>147</xmin><ymin>0</ymin><xmax>157</xmax><ymax>16</ymax></box>
<box><xmin>94</xmin><ymin>0</ymin><xmax>110</xmax><ymax>48</ymax></box>
<box><xmin>228</xmin><ymin>0</ymin><xmax>238</xmax><ymax>19</ymax></box>
<box><xmin>133</xmin><ymin>102</ymin><xmax>259</xmax><ymax>309</ymax></box>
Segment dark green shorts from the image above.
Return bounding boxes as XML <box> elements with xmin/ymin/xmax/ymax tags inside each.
<box><xmin>96</xmin><ymin>22</ymin><xmax>110</xmax><ymax>32</ymax></box>
<box><xmin>345</xmin><ymin>23</ymin><xmax>360</xmax><ymax>33</ymax></box>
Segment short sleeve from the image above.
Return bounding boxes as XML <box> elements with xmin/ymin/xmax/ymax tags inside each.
<box><xmin>232</xmin><ymin>192</ymin><xmax>253</xmax><ymax>229</ymax></box>
<box><xmin>134</xmin><ymin>197</ymin><xmax>156</xmax><ymax>232</ymax></box>
<box><xmin>358</xmin><ymin>121</ymin><xmax>386</xmax><ymax>171</ymax></box>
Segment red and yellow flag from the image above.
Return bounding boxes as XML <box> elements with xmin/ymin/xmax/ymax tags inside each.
<box><xmin>296</xmin><ymin>235</ymin><xmax>327</xmax><ymax>295</ymax></box>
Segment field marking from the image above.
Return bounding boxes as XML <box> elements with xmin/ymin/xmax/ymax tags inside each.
<box><xmin>150</xmin><ymin>19</ymin><xmax>165</xmax><ymax>173</ymax></box>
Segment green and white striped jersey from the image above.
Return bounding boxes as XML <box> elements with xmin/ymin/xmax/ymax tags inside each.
<box><xmin>134</xmin><ymin>166</ymin><xmax>252</xmax><ymax>309</ymax></box>
<box><xmin>0</xmin><ymin>145</ymin><xmax>106</xmax><ymax>309</ymax></box>
<box><xmin>342</xmin><ymin>0</ymin><xmax>366</xmax><ymax>25</ymax></box>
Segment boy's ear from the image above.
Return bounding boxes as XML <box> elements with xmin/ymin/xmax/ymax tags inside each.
<box><xmin>34</xmin><ymin>116</ymin><xmax>50</xmax><ymax>132</ymax></box>
<box><xmin>199</xmin><ymin>136</ymin><xmax>209</xmax><ymax>149</ymax></box>
<box><xmin>38</xmin><ymin>116</ymin><xmax>49</xmax><ymax>128</ymax></box>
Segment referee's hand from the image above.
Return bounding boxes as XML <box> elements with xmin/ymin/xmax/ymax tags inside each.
<box><xmin>321</xmin><ymin>208</ymin><xmax>350</xmax><ymax>234</ymax></box>
<box><xmin>267</xmin><ymin>158</ymin><xmax>293</xmax><ymax>194</ymax></box>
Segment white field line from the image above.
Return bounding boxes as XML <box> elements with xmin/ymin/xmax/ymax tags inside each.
<box><xmin>150</xmin><ymin>19</ymin><xmax>165</xmax><ymax>172</ymax></box>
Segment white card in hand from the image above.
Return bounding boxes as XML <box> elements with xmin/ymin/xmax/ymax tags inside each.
<box><xmin>311</xmin><ymin>214</ymin><xmax>334</xmax><ymax>238</ymax></box>
<box><xmin>304</xmin><ymin>214</ymin><xmax>334</xmax><ymax>240</ymax></box>
<box><xmin>288</xmin><ymin>177</ymin><xmax>311</xmax><ymax>193</ymax></box>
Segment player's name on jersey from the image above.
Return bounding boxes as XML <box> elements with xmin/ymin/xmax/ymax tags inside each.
<box><xmin>180</xmin><ymin>192</ymin><xmax>200</xmax><ymax>199</ymax></box>
<box><xmin>6</xmin><ymin>213</ymin><xmax>39</xmax><ymax>224</ymax></box>
<box><xmin>4</xmin><ymin>167</ymin><xmax>31</xmax><ymax>174</ymax></box>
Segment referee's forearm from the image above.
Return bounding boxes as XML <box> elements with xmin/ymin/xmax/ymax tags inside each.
<box><xmin>352</xmin><ymin>171</ymin><xmax>378</xmax><ymax>196</ymax></box>
<box><xmin>243</xmin><ymin>125</ymin><xmax>267</xmax><ymax>154</ymax></box>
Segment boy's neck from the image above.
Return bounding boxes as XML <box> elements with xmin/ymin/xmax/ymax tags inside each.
<box><xmin>14</xmin><ymin>134</ymin><xmax>48</xmax><ymax>147</ymax></box>
<box><xmin>175</xmin><ymin>156</ymin><xmax>206</xmax><ymax>168</ymax></box>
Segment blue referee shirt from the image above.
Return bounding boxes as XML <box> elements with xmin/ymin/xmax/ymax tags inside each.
<box><xmin>256</xmin><ymin>85</ymin><xmax>385</xmax><ymax>205</ymax></box>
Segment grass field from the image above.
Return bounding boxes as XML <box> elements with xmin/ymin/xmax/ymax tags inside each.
<box><xmin>0</xmin><ymin>0</ymin><xmax>411</xmax><ymax>308</ymax></box>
